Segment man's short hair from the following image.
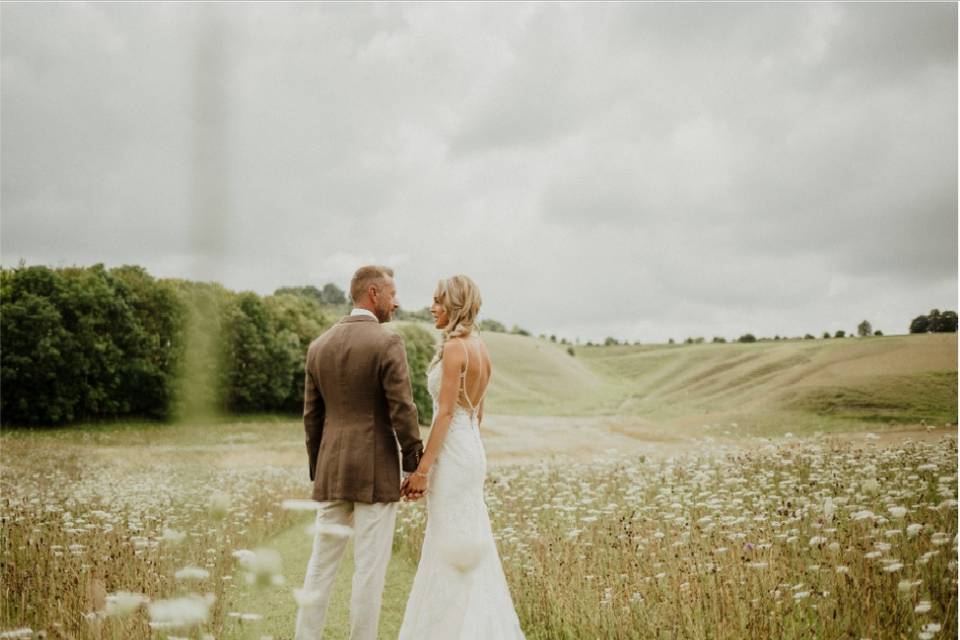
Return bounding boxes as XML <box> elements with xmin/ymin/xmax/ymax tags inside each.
<box><xmin>349</xmin><ymin>265</ymin><xmax>394</xmax><ymax>303</ymax></box>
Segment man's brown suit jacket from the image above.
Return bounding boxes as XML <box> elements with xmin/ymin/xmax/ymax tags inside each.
<box><xmin>303</xmin><ymin>315</ymin><xmax>424</xmax><ymax>503</ymax></box>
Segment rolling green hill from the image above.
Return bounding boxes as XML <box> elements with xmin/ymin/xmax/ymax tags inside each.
<box><xmin>476</xmin><ymin>331</ymin><xmax>957</xmax><ymax>435</ymax></box>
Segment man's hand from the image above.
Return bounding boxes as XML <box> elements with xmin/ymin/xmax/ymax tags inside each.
<box><xmin>401</xmin><ymin>477</ymin><xmax>422</xmax><ymax>501</ymax></box>
<box><xmin>401</xmin><ymin>472</ymin><xmax>427</xmax><ymax>501</ymax></box>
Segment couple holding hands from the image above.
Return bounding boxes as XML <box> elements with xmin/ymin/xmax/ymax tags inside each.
<box><xmin>296</xmin><ymin>265</ymin><xmax>524</xmax><ymax>639</ymax></box>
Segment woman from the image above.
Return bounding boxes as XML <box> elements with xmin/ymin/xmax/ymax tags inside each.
<box><xmin>398</xmin><ymin>275</ymin><xmax>525</xmax><ymax>639</ymax></box>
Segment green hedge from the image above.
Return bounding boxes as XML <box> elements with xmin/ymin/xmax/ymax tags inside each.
<box><xmin>393</xmin><ymin>323</ymin><xmax>436</xmax><ymax>426</ymax></box>
<box><xmin>1</xmin><ymin>264</ymin><xmax>433</xmax><ymax>426</ymax></box>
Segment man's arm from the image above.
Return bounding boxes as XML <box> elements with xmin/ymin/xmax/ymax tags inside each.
<box><xmin>381</xmin><ymin>333</ymin><xmax>423</xmax><ymax>472</ymax></box>
<box><xmin>303</xmin><ymin>351</ymin><xmax>325</xmax><ymax>482</ymax></box>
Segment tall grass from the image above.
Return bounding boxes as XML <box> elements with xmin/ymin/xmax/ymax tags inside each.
<box><xmin>396</xmin><ymin>436</ymin><xmax>957</xmax><ymax>639</ymax></box>
<box><xmin>2</xmin><ymin>421</ymin><xmax>955</xmax><ymax>639</ymax></box>
<box><xmin>0</xmin><ymin>435</ymin><xmax>304</xmax><ymax>639</ymax></box>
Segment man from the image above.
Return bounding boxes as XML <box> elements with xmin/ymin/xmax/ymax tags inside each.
<box><xmin>295</xmin><ymin>265</ymin><xmax>424</xmax><ymax>640</ymax></box>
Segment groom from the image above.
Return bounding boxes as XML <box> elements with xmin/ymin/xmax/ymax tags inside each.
<box><xmin>295</xmin><ymin>265</ymin><xmax>424</xmax><ymax>640</ymax></box>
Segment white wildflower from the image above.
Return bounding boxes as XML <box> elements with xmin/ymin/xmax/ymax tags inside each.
<box><xmin>104</xmin><ymin>591</ymin><xmax>148</xmax><ymax>617</ymax></box>
<box><xmin>207</xmin><ymin>492</ymin><xmax>231</xmax><ymax>518</ymax></box>
<box><xmin>148</xmin><ymin>593</ymin><xmax>215</xmax><ymax>629</ymax></box>
<box><xmin>161</xmin><ymin>528</ymin><xmax>186</xmax><ymax>544</ymax></box>
<box><xmin>931</xmin><ymin>533</ymin><xmax>950</xmax><ymax>546</ymax></box>
<box><xmin>175</xmin><ymin>566</ymin><xmax>210</xmax><ymax>581</ymax></box>
<box><xmin>236</xmin><ymin>548</ymin><xmax>282</xmax><ymax>588</ymax></box>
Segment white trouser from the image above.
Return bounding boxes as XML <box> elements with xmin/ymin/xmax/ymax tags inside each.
<box><xmin>294</xmin><ymin>499</ymin><xmax>399</xmax><ymax>640</ymax></box>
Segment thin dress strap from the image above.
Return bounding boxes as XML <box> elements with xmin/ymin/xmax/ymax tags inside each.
<box><xmin>458</xmin><ymin>338</ymin><xmax>476</xmax><ymax>415</ymax></box>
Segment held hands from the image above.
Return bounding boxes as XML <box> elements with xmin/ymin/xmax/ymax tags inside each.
<box><xmin>401</xmin><ymin>470</ymin><xmax>429</xmax><ymax>501</ymax></box>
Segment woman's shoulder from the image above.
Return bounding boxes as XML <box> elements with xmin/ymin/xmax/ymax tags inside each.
<box><xmin>440</xmin><ymin>338</ymin><xmax>467</xmax><ymax>363</ymax></box>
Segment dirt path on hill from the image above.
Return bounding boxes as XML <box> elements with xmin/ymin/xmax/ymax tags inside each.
<box><xmin>79</xmin><ymin>416</ymin><xmax>956</xmax><ymax>471</ymax></box>
<box><xmin>476</xmin><ymin>415</ymin><xmax>957</xmax><ymax>466</ymax></box>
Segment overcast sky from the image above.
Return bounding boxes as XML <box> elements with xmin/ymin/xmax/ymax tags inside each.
<box><xmin>2</xmin><ymin>2</ymin><xmax>957</xmax><ymax>343</ymax></box>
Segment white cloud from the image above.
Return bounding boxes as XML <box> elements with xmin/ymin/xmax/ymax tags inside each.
<box><xmin>1</xmin><ymin>2</ymin><xmax>956</xmax><ymax>342</ymax></box>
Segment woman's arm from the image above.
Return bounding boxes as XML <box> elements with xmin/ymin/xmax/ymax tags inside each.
<box><xmin>477</xmin><ymin>341</ymin><xmax>491</xmax><ymax>427</ymax></box>
<box><xmin>408</xmin><ymin>341</ymin><xmax>465</xmax><ymax>489</ymax></box>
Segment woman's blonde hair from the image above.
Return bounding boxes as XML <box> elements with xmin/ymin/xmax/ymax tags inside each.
<box><xmin>431</xmin><ymin>275</ymin><xmax>482</xmax><ymax>365</ymax></box>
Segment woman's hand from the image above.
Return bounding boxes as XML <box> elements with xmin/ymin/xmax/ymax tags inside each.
<box><xmin>402</xmin><ymin>471</ymin><xmax>429</xmax><ymax>501</ymax></box>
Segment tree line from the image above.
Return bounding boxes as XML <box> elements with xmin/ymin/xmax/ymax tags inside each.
<box><xmin>0</xmin><ymin>264</ymin><xmax>435</xmax><ymax>427</ymax></box>
<box><xmin>909</xmin><ymin>309</ymin><xmax>958</xmax><ymax>334</ymax></box>
<box><xmin>585</xmin><ymin>311</ymin><xmax>956</xmax><ymax>348</ymax></box>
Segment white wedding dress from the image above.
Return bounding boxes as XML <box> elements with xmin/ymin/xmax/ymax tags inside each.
<box><xmin>397</xmin><ymin>340</ymin><xmax>525</xmax><ymax>639</ymax></box>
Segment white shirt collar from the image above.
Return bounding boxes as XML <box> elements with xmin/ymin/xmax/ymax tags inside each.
<box><xmin>350</xmin><ymin>308</ymin><xmax>377</xmax><ymax>320</ymax></box>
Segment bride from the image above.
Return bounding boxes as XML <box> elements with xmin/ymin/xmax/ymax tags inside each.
<box><xmin>397</xmin><ymin>275</ymin><xmax>525</xmax><ymax>639</ymax></box>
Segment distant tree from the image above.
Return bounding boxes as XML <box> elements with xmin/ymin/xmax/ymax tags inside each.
<box><xmin>873</xmin><ymin>330</ymin><xmax>883</xmax><ymax>336</ymax></box>
<box><xmin>321</xmin><ymin>283</ymin><xmax>346</xmax><ymax>305</ymax></box>
<box><xmin>937</xmin><ymin>311</ymin><xmax>958</xmax><ymax>332</ymax></box>
<box><xmin>668</xmin><ymin>338</ymin><xmax>675</xmax><ymax>345</ymax></box>
<box><xmin>909</xmin><ymin>309</ymin><xmax>957</xmax><ymax>333</ymax></box>
<box><xmin>910</xmin><ymin>315</ymin><xmax>930</xmax><ymax>333</ymax></box>
<box><xmin>510</xmin><ymin>325</ymin><xmax>531</xmax><ymax>337</ymax></box>
<box><xmin>604</xmin><ymin>336</ymin><xmax>619</xmax><ymax>346</ymax></box>
<box><xmin>274</xmin><ymin>285</ymin><xmax>324</xmax><ymax>305</ymax></box>
<box><xmin>804</xmin><ymin>334</ymin><xmax>815</xmax><ymax>340</ymax></box>
<box><xmin>479</xmin><ymin>318</ymin><xmax>507</xmax><ymax>333</ymax></box>
<box><xmin>857</xmin><ymin>320</ymin><xmax>872</xmax><ymax>337</ymax></box>
<box><xmin>834</xmin><ymin>330</ymin><xmax>846</xmax><ymax>338</ymax></box>
<box><xmin>586</xmin><ymin>340</ymin><xmax>595</xmax><ymax>346</ymax></box>
<box><xmin>684</xmin><ymin>337</ymin><xmax>694</xmax><ymax>344</ymax></box>
<box><xmin>930</xmin><ymin>311</ymin><xmax>957</xmax><ymax>333</ymax></box>
<box><xmin>773</xmin><ymin>335</ymin><xmax>781</xmax><ymax>341</ymax></box>
<box><xmin>560</xmin><ymin>338</ymin><xmax>569</xmax><ymax>345</ymax></box>
<box><xmin>737</xmin><ymin>333</ymin><xmax>757</xmax><ymax>343</ymax></box>
<box><xmin>393</xmin><ymin>323</ymin><xmax>435</xmax><ymax>425</ymax></box>
<box><xmin>712</xmin><ymin>336</ymin><xmax>727</xmax><ymax>343</ymax></box>
<box><xmin>395</xmin><ymin>306</ymin><xmax>433</xmax><ymax>322</ymax></box>
<box><xmin>567</xmin><ymin>346</ymin><xmax>575</xmax><ymax>357</ymax></box>
<box><xmin>549</xmin><ymin>335</ymin><xmax>557</xmax><ymax>342</ymax></box>
<box><xmin>219</xmin><ymin>292</ymin><xmax>292</xmax><ymax>413</ymax></box>
<box><xmin>822</xmin><ymin>331</ymin><xmax>831</xmax><ymax>339</ymax></box>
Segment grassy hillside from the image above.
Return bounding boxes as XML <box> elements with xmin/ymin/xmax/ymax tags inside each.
<box><xmin>478</xmin><ymin>331</ymin><xmax>957</xmax><ymax>435</ymax></box>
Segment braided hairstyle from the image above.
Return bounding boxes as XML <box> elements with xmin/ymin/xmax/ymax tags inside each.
<box><xmin>430</xmin><ymin>275</ymin><xmax>482</xmax><ymax>367</ymax></box>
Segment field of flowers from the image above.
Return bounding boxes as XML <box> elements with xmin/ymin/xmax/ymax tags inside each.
<box><xmin>0</xmin><ymin>433</ymin><xmax>309</xmax><ymax>640</ymax></box>
<box><xmin>1</xmin><ymin>427</ymin><xmax>956</xmax><ymax>639</ymax></box>
<box><xmin>397</xmin><ymin>436</ymin><xmax>958</xmax><ymax>639</ymax></box>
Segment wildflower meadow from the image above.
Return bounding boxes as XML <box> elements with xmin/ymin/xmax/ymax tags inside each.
<box><xmin>1</xmin><ymin>423</ymin><xmax>956</xmax><ymax>639</ymax></box>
